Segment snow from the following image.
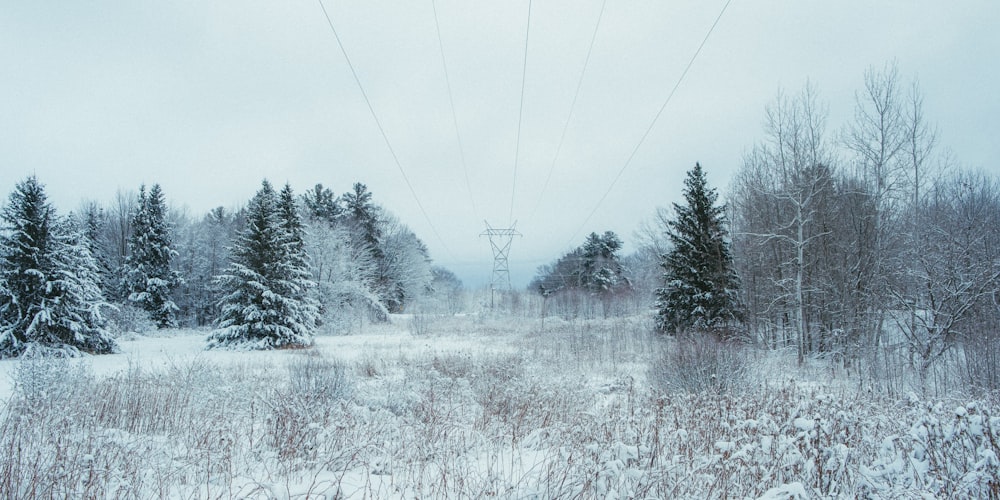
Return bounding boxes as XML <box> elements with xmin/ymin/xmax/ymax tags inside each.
<box><xmin>1</xmin><ymin>313</ymin><xmax>999</xmax><ymax>498</ymax></box>
<box><xmin>714</xmin><ymin>440</ymin><xmax>736</xmax><ymax>452</ymax></box>
<box><xmin>793</xmin><ymin>417</ymin><xmax>816</xmax><ymax>432</ymax></box>
<box><xmin>757</xmin><ymin>482</ymin><xmax>807</xmax><ymax>500</ymax></box>
<box><xmin>0</xmin><ymin>317</ymin><xmax>517</xmax><ymax>402</ymax></box>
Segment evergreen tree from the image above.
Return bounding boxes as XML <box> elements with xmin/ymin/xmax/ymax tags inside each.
<box><xmin>530</xmin><ymin>248</ymin><xmax>585</xmax><ymax>298</ymax></box>
<box><xmin>342</xmin><ymin>182</ymin><xmax>382</xmax><ymax>255</ymax></box>
<box><xmin>580</xmin><ymin>231</ymin><xmax>629</xmax><ymax>294</ymax></box>
<box><xmin>208</xmin><ymin>180</ymin><xmax>316</xmax><ymax>350</ymax></box>
<box><xmin>581</xmin><ymin>231</ymin><xmax>631</xmax><ymax>318</ymax></box>
<box><xmin>343</xmin><ymin>183</ymin><xmax>400</xmax><ymax>314</ymax></box>
<box><xmin>80</xmin><ymin>201</ymin><xmax>116</xmax><ymax>295</ymax></box>
<box><xmin>655</xmin><ymin>163</ymin><xmax>741</xmax><ymax>336</ymax></box>
<box><xmin>278</xmin><ymin>184</ymin><xmax>306</xmax><ymax>261</ymax></box>
<box><xmin>123</xmin><ymin>184</ymin><xmax>182</xmax><ymax>329</ymax></box>
<box><xmin>530</xmin><ymin>231</ymin><xmax>631</xmax><ymax>318</ymax></box>
<box><xmin>277</xmin><ymin>183</ymin><xmax>320</xmax><ymax>329</ymax></box>
<box><xmin>0</xmin><ymin>176</ymin><xmax>117</xmax><ymax>357</ymax></box>
<box><xmin>301</xmin><ymin>183</ymin><xmax>341</xmax><ymax>224</ymax></box>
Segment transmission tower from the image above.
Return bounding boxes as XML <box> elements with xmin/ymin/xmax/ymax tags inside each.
<box><xmin>481</xmin><ymin>221</ymin><xmax>522</xmax><ymax>308</ymax></box>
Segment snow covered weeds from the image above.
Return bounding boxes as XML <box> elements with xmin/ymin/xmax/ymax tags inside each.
<box><xmin>651</xmin><ymin>334</ymin><xmax>755</xmax><ymax>394</ymax></box>
<box><xmin>1</xmin><ymin>317</ymin><xmax>998</xmax><ymax>498</ymax></box>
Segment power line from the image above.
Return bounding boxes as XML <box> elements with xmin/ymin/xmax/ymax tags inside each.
<box><xmin>509</xmin><ymin>0</ymin><xmax>532</xmax><ymax>225</ymax></box>
<box><xmin>431</xmin><ymin>0</ymin><xmax>479</xmax><ymax>219</ymax></box>
<box><xmin>316</xmin><ymin>0</ymin><xmax>456</xmax><ymax>260</ymax></box>
<box><xmin>530</xmin><ymin>0</ymin><xmax>607</xmax><ymax>219</ymax></box>
<box><xmin>564</xmin><ymin>0</ymin><xmax>733</xmax><ymax>247</ymax></box>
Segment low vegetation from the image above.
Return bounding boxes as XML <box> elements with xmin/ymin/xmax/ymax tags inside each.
<box><xmin>1</xmin><ymin>315</ymin><xmax>997</xmax><ymax>498</ymax></box>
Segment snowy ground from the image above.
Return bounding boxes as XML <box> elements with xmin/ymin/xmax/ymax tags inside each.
<box><xmin>0</xmin><ymin>315</ymin><xmax>511</xmax><ymax>402</ymax></box>
<box><xmin>1</xmin><ymin>314</ymin><xmax>998</xmax><ymax>498</ymax></box>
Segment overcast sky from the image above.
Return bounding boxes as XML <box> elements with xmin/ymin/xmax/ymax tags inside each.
<box><xmin>2</xmin><ymin>1</ymin><xmax>998</xmax><ymax>287</ymax></box>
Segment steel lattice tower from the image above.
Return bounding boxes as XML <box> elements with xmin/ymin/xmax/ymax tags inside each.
<box><xmin>481</xmin><ymin>221</ymin><xmax>521</xmax><ymax>307</ymax></box>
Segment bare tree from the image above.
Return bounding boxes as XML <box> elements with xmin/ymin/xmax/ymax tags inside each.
<box><xmin>841</xmin><ymin>62</ymin><xmax>911</xmax><ymax>357</ymax></box>
<box><xmin>304</xmin><ymin>217</ymin><xmax>385</xmax><ymax>329</ymax></box>
<box><xmin>376</xmin><ymin>211</ymin><xmax>434</xmax><ymax>313</ymax></box>
<box><xmin>889</xmin><ymin>170</ymin><xmax>1000</xmax><ymax>395</ymax></box>
<box><xmin>104</xmin><ymin>189</ymin><xmax>138</xmax><ymax>300</ymax></box>
<box><xmin>731</xmin><ymin>84</ymin><xmax>835</xmax><ymax>363</ymax></box>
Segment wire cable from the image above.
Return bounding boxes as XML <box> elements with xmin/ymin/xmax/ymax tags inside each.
<box><xmin>509</xmin><ymin>0</ymin><xmax>532</xmax><ymax>225</ymax></box>
<box><xmin>564</xmin><ymin>0</ymin><xmax>733</xmax><ymax>247</ymax></box>
<box><xmin>431</xmin><ymin>0</ymin><xmax>480</xmax><ymax>219</ymax></box>
<box><xmin>529</xmin><ymin>0</ymin><xmax>607</xmax><ymax>219</ymax></box>
<box><xmin>316</xmin><ymin>0</ymin><xmax>456</xmax><ymax>260</ymax></box>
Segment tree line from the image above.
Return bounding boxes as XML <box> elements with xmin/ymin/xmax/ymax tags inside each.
<box><xmin>530</xmin><ymin>63</ymin><xmax>999</xmax><ymax>395</ymax></box>
<box><xmin>4</xmin><ymin>61</ymin><xmax>996</xmax><ymax>394</ymax></box>
<box><xmin>727</xmin><ymin>64</ymin><xmax>999</xmax><ymax>393</ymax></box>
<box><xmin>0</xmin><ymin>177</ymin><xmax>458</xmax><ymax>356</ymax></box>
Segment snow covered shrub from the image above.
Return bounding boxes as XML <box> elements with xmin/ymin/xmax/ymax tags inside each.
<box><xmin>265</xmin><ymin>352</ymin><xmax>355</xmax><ymax>463</ymax></box>
<box><xmin>408</xmin><ymin>311</ymin><xmax>433</xmax><ymax>336</ymax></box>
<box><xmin>355</xmin><ymin>355</ymin><xmax>385</xmax><ymax>378</ymax></box>
<box><xmin>313</xmin><ymin>280</ymin><xmax>390</xmax><ymax>335</ymax></box>
<box><xmin>3</xmin><ymin>361</ymin><xmax>163</xmax><ymax>497</ymax></box>
<box><xmin>652</xmin><ymin>334</ymin><xmax>753</xmax><ymax>394</ymax></box>
<box><xmin>430</xmin><ymin>352</ymin><xmax>477</xmax><ymax>379</ymax></box>
<box><xmin>287</xmin><ymin>351</ymin><xmax>353</xmax><ymax>403</ymax></box>
<box><xmin>1</xmin><ymin>352</ymin><xmax>363</xmax><ymax>499</ymax></box>
<box><xmin>102</xmin><ymin>303</ymin><xmax>156</xmax><ymax>336</ymax></box>
<box><xmin>861</xmin><ymin>402</ymin><xmax>1000</xmax><ymax>498</ymax></box>
<box><xmin>469</xmin><ymin>355</ymin><xmax>591</xmax><ymax>443</ymax></box>
<box><xmin>10</xmin><ymin>355</ymin><xmax>93</xmax><ymax>415</ymax></box>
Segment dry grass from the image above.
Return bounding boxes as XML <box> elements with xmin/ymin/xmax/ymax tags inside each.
<box><xmin>1</xmin><ymin>315</ymin><xmax>998</xmax><ymax>498</ymax></box>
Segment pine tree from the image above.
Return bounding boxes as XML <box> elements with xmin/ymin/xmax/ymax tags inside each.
<box><xmin>80</xmin><ymin>201</ymin><xmax>116</xmax><ymax>295</ymax></box>
<box><xmin>581</xmin><ymin>231</ymin><xmax>631</xmax><ymax>318</ymax></box>
<box><xmin>580</xmin><ymin>231</ymin><xmax>629</xmax><ymax>294</ymax></box>
<box><xmin>343</xmin><ymin>183</ymin><xmax>395</xmax><ymax>313</ymax></box>
<box><xmin>123</xmin><ymin>184</ymin><xmax>182</xmax><ymax>329</ymax></box>
<box><xmin>301</xmin><ymin>183</ymin><xmax>341</xmax><ymax>224</ymax></box>
<box><xmin>0</xmin><ymin>176</ymin><xmax>118</xmax><ymax>357</ymax></box>
<box><xmin>277</xmin><ymin>183</ymin><xmax>320</xmax><ymax>329</ymax></box>
<box><xmin>208</xmin><ymin>180</ymin><xmax>316</xmax><ymax>350</ymax></box>
<box><xmin>655</xmin><ymin>163</ymin><xmax>741</xmax><ymax>336</ymax></box>
<box><xmin>343</xmin><ymin>183</ymin><xmax>382</xmax><ymax>253</ymax></box>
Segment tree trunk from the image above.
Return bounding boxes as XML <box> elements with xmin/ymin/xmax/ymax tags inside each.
<box><xmin>797</xmin><ymin>203</ymin><xmax>807</xmax><ymax>366</ymax></box>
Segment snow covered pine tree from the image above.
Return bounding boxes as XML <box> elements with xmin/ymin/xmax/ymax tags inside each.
<box><xmin>123</xmin><ymin>184</ymin><xmax>183</xmax><ymax>329</ymax></box>
<box><xmin>207</xmin><ymin>181</ymin><xmax>318</xmax><ymax>350</ymax></box>
<box><xmin>0</xmin><ymin>176</ymin><xmax>118</xmax><ymax>357</ymax></box>
<box><xmin>655</xmin><ymin>163</ymin><xmax>741</xmax><ymax>336</ymax></box>
<box><xmin>580</xmin><ymin>231</ymin><xmax>631</xmax><ymax>317</ymax></box>
<box><xmin>276</xmin><ymin>182</ymin><xmax>320</xmax><ymax>330</ymax></box>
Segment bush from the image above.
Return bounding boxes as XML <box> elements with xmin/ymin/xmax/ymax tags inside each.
<box><xmin>10</xmin><ymin>355</ymin><xmax>93</xmax><ymax>415</ymax></box>
<box><xmin>104</xmin><ymin>303</ymin><xmax>156</xmax><ymax>335</ymax></box>
<box><xmin>287</xmin><ymin>351</ymin><xmax>353</xmax><ymax>403</ymax></box>
<box><xmin>652</xmin><ymin>334</ymin><xmax>754</xmax><ymax>394</ymax></box>
<box><xmin>408</xmin><ymin>312</ymin><xmax>433</xmax><ymax>336</ymax></box>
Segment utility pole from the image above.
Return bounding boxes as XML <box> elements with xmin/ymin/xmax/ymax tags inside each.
<box><xmin>481</xmin><ymin>221</ymin><xmax>522</xmax><ymax>308</ymax></box>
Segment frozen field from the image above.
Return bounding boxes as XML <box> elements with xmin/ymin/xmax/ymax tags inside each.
<box><xmin>1</xmin><ymin>314</ymin><xmax>998</xmax><ymax>498</ymax></box>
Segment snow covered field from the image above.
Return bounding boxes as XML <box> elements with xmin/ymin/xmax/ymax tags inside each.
<box><xmin>2</xmin><ymin>314</ymin><xmax>998</xmax><ymax>498</ymax></box>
